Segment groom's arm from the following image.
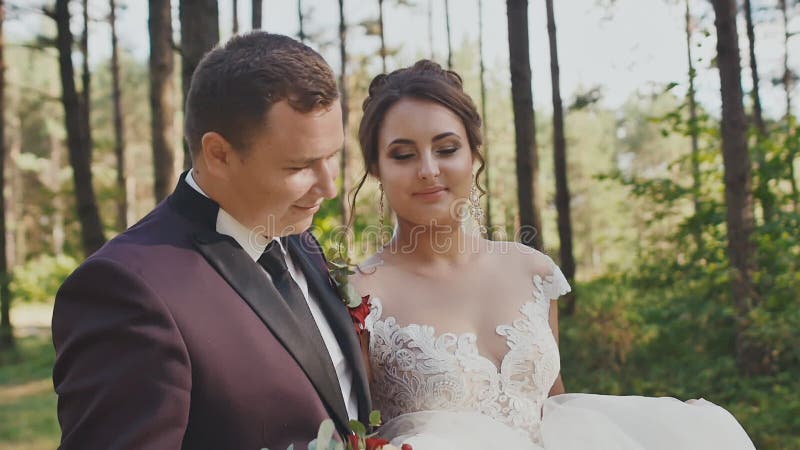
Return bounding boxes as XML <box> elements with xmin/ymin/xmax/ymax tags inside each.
<box><xmin>52</xmin><ymin>257</ymin><xmax>191</xmax><ymax>450</ymax></box>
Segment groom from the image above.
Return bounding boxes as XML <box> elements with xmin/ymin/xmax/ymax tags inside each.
<box><xmin>52</xmin><ymin>32</ymin><xmax>371</xmax><ymax>449</ymax></box>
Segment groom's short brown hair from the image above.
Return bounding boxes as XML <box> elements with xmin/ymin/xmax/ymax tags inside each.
<box><xmin>184</xmin><ymin>32</ymin><xmax>339</xmax><ymax>160</ymax></box>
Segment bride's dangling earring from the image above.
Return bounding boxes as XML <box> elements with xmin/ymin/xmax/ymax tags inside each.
<box><xmin>378</xmin><ymin>182</ymin><xmax>386</xmax><ymax>247</ymax></box>
<box><xmin>469</xmin><ymin>180</ymin><xmax>487</xmax><ymax>235</ymax></box>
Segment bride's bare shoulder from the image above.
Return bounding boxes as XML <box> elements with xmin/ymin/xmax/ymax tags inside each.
<box><xmin>485</xmin><ymin>240</ymin><xmax>558</xmax><ymax>276</ymax></box>
<box><xmin>349</xmin><ymin>253</ymin><xmax>388</xmax><ymax>295</ymax></box>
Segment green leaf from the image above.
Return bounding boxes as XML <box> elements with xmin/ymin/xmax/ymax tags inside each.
<box><xmin>369</xmin><ymin>410</ymin><xmax>382</xmax><ymax>427</ymax></box>
<box><xmin>349</xmin><ymin>419</ymin><xmax>367</xmax><ymax>437</ymax></box>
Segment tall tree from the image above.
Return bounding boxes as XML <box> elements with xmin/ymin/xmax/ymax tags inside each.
<box><xmin>742</xmin><ymin>0</ymin><xmax>774</xmax><ymax>222</ymax></box>
<box><xmin>780</xmin><ymin>0</ymin><xmax>795</xmax><ymax>122</ymax></box>
<box><xmin>110</xmin><ymin>0</ymin><xmax>127</xmax><ymax>230</ymax></box>
<box><xmin>545</xmin><ymin>0</ymin><xmax>576</xmax><ymax>313</ymax></box>
<box><xmin>298</xmin><ymin>0</ymin><xmax>306</xmax><ymax>43</ymax></box>
<box><xmin>180</xmin><ymin>0</ymin><xmax>219</xmax><ymax>170</ymax></box>
<box><xmin>507</xmin><ymin>0</ymin><xmax>543</xmax><ymax>250</ymax></box>
<box><xmin>743</xmin><ymin>0</ymin><xmax>766</xmax><ymax>137</ymax></box>
<box><xmin>378</xmin><ymin>0</ymin><xmax>387</xmax><ymax>73</ymax></box>
<box><xmin>150</xmin><ymin>0</ymin><xmax>177</xmax><ymax>201</ymax></box>
<box><xmin>710</xmin><ymin>0</ymin><xmax>765</xmax><ymax>375</ymax></box>
<box><xmin>0</xmin><ymin>0</ymin><xmax>12</xmax><ymax>349</ymax></box>
<box><xmin>427</xmin><ymin>0</ymin><xmax>434</xmax><ymax>59</ymax></box>
<box><xmin>685</xmin><ymin>0</ymin><xmax>703</xmax><ymax>247</ymax></box>
<box><xmin>338</xmin><ymin>0</ymin><xmax>350</xmax><ymax>226</ymax></box>
<box><xmin>252</xmin><ymin>0</ymin><xmax>262</xmax><ymax>29</ymax></box>
<box><xmin>444</xmin><ymin>0</ymin><xmax>452</xmax><ymax>70</ymax></box>
<box><xmin>81</xmin><ymin>0</ymin><xmax>90</xmax><ymax>140</ymax></box>
<box><xmin>779</xmin><ymin>0</ymin><xmax>799</xmax><ymax>211</ymax></box>
<box><xmin>477</xmin><ymin>0</ymin><xmax>492</xmax><ymax>234</ymax></box>
<box><xmin>232</xmin><ymin>0</ymin><xmax>239</xmax><ymax>34</ymax></box>
<box><xmin>52</xmin><ymin>0</ymin><xmax>106</xmax><ymax>256</ymax></box>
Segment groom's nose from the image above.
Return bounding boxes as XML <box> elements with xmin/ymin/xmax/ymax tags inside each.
<box><xmin>313</xmin><ymin>155</ymin><xmax>339</xmax><ymax>199</ymax></box>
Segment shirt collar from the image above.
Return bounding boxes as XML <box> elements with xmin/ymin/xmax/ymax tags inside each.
<box><xmin>186</xmin><ymin>169</ymin><xmax>281</xmax><ymax>262</ymax></box>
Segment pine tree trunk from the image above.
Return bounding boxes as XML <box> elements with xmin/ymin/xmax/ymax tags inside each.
<box><xmin>110</xmin><ymin>0</ymin><xmax>127</xmax><ymax>230</ymax></box>
<box><xmin>711</xmin><ymin>0</ymin><xmax>768</xmax><ymax>375</ymax></box>
<box><xmin>427</xmin><ymin>0</ymin><xmax>434</xmax><ymax>60</ymax></box>
<box><xmin>685</xmin><ymin>0</ymin><xmax>703</xmax><ymax>250</ymax></box>
<box><xmin>252</xmin><ymin>0</ymin><xmax>262</xmax><ymax>29</ymax></box>
<box><xmin>232</xmin><ymin>0</ymin><xmax>239</xmax><ymax>34</ymax></box>
<box><xmin>338</xmin><ymin>0</ymin><xmax>351</xmax><ymax>227</ymax></box>
<box><xmin>150</xmin><ymin>0</ymin><xmax>177</xmax><ymax>202</ymax></box>
<box><xmin>780</xmin><ymin>0</ymin><xmax>794</xmax><ymax>123</ymax></box>
<box><xmin>444</xmin><ymin>0</ymin><xmax>452</xmax><ymax>70</ymax></box>
<box><xmin>780</xmin><ymin>0</ymin><xmax>799</xmax><ymax>212</ymax></box>
<box><xmin>0</xmin><ymin>0</ymin><xmax>13</xmax><ymax>350</ymax></box>
<box><xmin>743</xmin><ymin>0</ymin><xmax>774</xmax><ymax>223</ymax></box>
<box><xmin>378</xmin><ymin>0</ymin><xmax>386</xmax><ymax>73</ymax></box>
<box><xmin>48</xmin><ymin>133</ymin><xmax>65</xmax><ymax>255</ymax></box>
<box><xmin>507</xmin><ymin>0</ymin><xmax>543</xmax><ymax>250</ymax></box>
<box><xmin>54</xmin><ymin>0</ymin><xmax>106</xmax><ymax>256</ymax></box>
<box><xmin>180</xmin><ymin>0</ymin><xmax>219</xmax><ymax>170</ymax></box>
<box><xmin>298</xmin><ymin>0</ymin><xmax>306</xmax><ymax>43</ymax></box>
<box><xmin>545</xmin><ymin>0</ymin><xmax>576</xmax><ymax>314</ymax></box>
<box><xmin>81</xmin><ymin>0</ymin><xmax>90</xmax><ymax>143</ymax></box>
<box><xmin>478</xmin><ymin>0</ymin><xmax>492</xmax><ymax>236</ymax></box>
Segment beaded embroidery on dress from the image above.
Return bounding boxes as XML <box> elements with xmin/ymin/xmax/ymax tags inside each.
<box><xmin>365</xmin><ymin>257</ymin><xmax>571</xmax><ymax>445</ymax></box>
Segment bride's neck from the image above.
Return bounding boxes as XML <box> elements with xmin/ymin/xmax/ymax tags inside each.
<box><xmin>383</xmin><ymin>217</ymin><xmax>483</xmax><ymax>267</ymax></box>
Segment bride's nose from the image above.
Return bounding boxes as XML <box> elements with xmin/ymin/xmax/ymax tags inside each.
<box><xmin>417</xmin><ymin>153</ymin><xmax>441</xmax><ymax>180</ymax></box>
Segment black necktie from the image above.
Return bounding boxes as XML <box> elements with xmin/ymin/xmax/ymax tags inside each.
<box><xmin>258</xmin><ymin>240</ymin><xmax>329</xmax><ymax>348</ymax></box>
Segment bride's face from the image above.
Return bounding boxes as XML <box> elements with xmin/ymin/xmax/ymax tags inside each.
<box><xmin>376</xmin><ymin>97</ymin><xmax>475</xmax><ymax>227</ymax></box>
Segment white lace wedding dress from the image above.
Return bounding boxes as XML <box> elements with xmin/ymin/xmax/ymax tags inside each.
<box><xmin>364</xmin><ymin>259</ymin><xmax>756</xmax><ymax>450</ymax></box>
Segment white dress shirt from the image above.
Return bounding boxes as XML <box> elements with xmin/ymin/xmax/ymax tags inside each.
<box><xmin>186</xmin><ymin>170</ymin><xmax>358</xmax><ymax>420</ymax></box>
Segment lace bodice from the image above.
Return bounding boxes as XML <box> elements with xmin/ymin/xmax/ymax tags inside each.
<box><xmin>365</xmin><ymin>260</ymin><xmax>572</xmax><ymax>444</ymax></box>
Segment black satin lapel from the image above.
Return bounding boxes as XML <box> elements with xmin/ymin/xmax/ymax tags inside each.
<box><xmin>286</xmin><ymin>233</ymin><xmax>373</xmax><ymax>421</ymax></box>
<box><xmin>192</xmin><ymin>231</ymin><xmax>351</xmax><ymax>431</ymax></box>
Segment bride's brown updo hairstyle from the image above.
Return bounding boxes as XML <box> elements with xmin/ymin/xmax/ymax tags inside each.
<box><xmin>349</xmin><ymin>60</ymin><xmax>487</xmax><ymax>228</ymax></box>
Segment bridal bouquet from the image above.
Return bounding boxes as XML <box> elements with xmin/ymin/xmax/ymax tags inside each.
<box><xmin>263</xmin><ymin>411</ymin><xmax>412</xmax><ymax>450</ymax></box>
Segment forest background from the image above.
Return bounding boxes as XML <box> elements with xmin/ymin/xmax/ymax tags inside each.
<box><xmin>0</xmin><ymin>0</ymin><xmax>798</xmax><ymax>448</ymax></box>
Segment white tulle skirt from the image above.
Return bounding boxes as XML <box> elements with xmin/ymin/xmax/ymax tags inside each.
<box><xmin>379</xmin><ymin>394</ymin><xmax>756</xmax><ymax>450</ymax></box>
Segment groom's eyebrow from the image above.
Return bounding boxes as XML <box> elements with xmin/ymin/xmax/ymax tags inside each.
<box><xmin>288</xmin><ymin>147</ymin><xmax>341</xmax><ymax>164</ymax></box>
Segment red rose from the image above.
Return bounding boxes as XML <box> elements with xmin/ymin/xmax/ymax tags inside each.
<box><xmin>401</xmin><ymin>445</ymin><xmax>413</xmax><ymax>450</ymax></box>
<box><xmin>364</xmin><ymin>437</ymin><xmax>390</xmax><ymax>450</ymax></box>
<box><xmin>347</xmin><ymin>433</ymin><xmax>360</xmax><ymax>449</ymax></box>
<box><xmin>349</xmin><ymin>295</ymin><xmax>372</xmax><ymax>336</ymax></box>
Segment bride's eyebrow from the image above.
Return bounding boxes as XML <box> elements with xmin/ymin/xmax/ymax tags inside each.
<box><xmin>431</xmin><ymin>132</ymin><xmax>458</xmax><ymax>142</ymax></box>
<box><xmin>387</xmin><ymin>138</ymin><xmax>416</xmax><ymax>147</ymax></box>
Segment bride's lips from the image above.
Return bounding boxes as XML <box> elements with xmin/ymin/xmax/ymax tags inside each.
<box><xmin>412</xmin><ymin>186</ymin><xmax>447</xmax><ymax>201</ymax></box>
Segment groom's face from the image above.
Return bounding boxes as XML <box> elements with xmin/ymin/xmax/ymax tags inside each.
<box><xmin>227</xmin><ymin>100</ymin><xmax>343</xmax><ymax>237</ymax></box>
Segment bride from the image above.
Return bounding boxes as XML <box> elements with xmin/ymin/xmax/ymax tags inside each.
<box><xmin>347</xmin><ymin>60</ymin><xmax>756</xmax><ymax>449</ymax></box>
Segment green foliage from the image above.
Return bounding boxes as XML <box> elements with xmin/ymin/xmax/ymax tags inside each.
<box><xmin>10</xmin><ymin>254</ymin><xmax>78</xmax><ymax>304</ymax></box>
<box><xmin>567</xmin><ymin>82</ymin><xmax>800</xmax><ymax>449</ymax></box>
<box><xmin>0</xmin><ymin>335</ymin><xmax>59</xmax><ymax>450</ymax></box>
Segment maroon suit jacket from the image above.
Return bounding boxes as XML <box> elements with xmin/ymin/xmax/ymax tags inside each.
<box><xmin>52</xmin><ymin>174</ymin><xmax>371</xmax><ymax>450</ymax></box>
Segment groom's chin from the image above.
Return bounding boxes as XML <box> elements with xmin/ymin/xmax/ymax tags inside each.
<box><xmin>280</xmin><ymin>215</ymin><xmax>316</xmax><ymax>236</ymax></box>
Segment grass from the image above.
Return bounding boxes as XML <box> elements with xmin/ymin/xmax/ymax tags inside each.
<box><xmin>0</xmin><ymin>304</ymin><xmax>59</xmax><ymax>450</ymax></box>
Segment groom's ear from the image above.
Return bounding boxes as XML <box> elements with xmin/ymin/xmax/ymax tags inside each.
<box><xmin>200</xmin><ymin>131</ymin><xmax>235</xmax><ymax>180</ymax></box>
